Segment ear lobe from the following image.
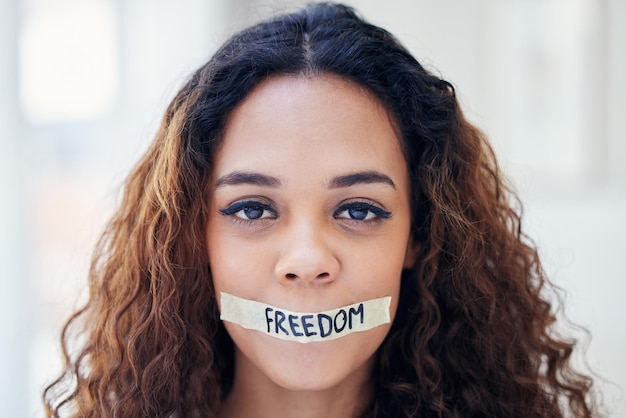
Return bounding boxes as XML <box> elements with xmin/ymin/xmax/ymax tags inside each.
<box><xmin>403</xmin><ymin>235</ymin><xmax>419</xmax><ymax>269</ymax></box>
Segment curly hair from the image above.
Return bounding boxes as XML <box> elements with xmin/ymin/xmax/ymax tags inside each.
<box><xmin>44</xmin><ymin>2</ymin><xmax>597</xmax><ymax>417</ymax></box>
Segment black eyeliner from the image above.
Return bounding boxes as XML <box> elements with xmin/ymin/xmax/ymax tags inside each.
<box><xmin>219</xmin><ymin>200</ymin><xmax>275</xmax><ymax>216</ymax></box>
<box><xmin>334</xmin><ymin>202</ymin><xmax>392</xmax><ymax>219</ymax></box>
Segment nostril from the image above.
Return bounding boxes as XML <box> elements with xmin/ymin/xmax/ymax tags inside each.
<box><xmin>283</xmin><ymin>272</ymin><xmax>330</xmax><ymax>280</ymax></box>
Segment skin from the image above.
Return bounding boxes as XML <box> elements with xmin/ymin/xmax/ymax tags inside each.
<box><xmin>206</xmin><ymin>74</ymin><xmax>415</xmax><ymax>418</ymax></box>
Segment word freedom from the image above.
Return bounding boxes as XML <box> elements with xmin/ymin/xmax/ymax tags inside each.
<box><xmin>220</xmin><ymin>292</ymin><xmax>392</xmax><ymax>343</ymax></box>
<box><xmin>265</xmin><ymin>304</ymin><xmax>363</xmax><ymax>338</ymax></box>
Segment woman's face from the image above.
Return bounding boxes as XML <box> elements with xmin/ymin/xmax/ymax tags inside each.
<box><xmin>206</xmin><ymin>75</ymin><xmax>414</xmax><ymax>392</ymax></box>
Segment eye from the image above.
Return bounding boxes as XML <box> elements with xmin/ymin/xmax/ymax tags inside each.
<box><xmin>334</xmin><ymin>202</ymin><xmax>391</xmax><ymax>222</ymax></box>
<box><xmin>219</xmin><ymin>200</ymin><xmax>277</xmax><ymax>221</ymax></box>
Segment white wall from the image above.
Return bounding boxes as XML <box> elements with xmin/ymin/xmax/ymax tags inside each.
<box><xmin>1</xmin><ymin>1</ymin><xmax>31</xmax><ymax>416</ymax></box>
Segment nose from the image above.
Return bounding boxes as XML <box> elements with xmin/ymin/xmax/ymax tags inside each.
<box><xmin>274</xmin><ymin>221</ymin><xmax>339</xmax><ymax>285</ymax></box>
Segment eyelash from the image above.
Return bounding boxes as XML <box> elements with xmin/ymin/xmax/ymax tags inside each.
<box><xmin>333</xmin><ymin>202</ymin><xmax>392</xmax><ymax>223</ymax></box>
<box><xmin>218</xmin><ymin>200</ymin><xmax>392</xmax><ymax>225</ymax></box>
<box><xmin>219</xmin><ymin>200</ymin><xmax>278</xmax><ymax>224</ymax></box>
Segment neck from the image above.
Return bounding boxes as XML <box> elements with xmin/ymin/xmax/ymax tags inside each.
<box><xmin>219</xmin><ymin>348</ymin><xmax>375</xmax><ymax>418</ymax></box>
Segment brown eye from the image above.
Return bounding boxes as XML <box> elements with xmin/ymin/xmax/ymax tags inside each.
<box><xmin>334</xmin><ymin>202</ymin><xmax>391</xmax><ymax>222</ymax></box>
<box><xmin>339</xmin><ymin>206</ymin><xmax>371</xmax><ymax>220</ymax></box>
<box><xmin>242</xmin><ymin>206</ymin><xmax>267</xmax><ymax>219</ymax></box>
<box><xmin>219</xmin><ymin>201</ymin><xmax>278</xmax><ymax>221</ymax></box>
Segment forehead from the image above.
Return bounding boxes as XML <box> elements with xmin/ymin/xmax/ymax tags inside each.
<box><xmin>214</xmin><ymin>75</ymin><xmax>408</xmax><ymax>186</ymax></box>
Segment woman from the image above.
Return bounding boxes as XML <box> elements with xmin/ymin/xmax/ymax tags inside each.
<box><xmin>44</xmin><ymin>3</ymin><xmax>597</xmax><ymax>417</ymax></box>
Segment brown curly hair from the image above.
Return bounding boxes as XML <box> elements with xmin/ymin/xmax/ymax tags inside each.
<box><xmin>44</xmin><ymin>3</ymin><xmax>597</xmax><ymax>417</ymax></box>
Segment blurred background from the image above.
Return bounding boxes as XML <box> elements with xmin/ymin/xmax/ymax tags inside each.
<box><xmin>1</xmin><ymin>0</ymin><xmax>624</xmax><ymax>416</ymax></box>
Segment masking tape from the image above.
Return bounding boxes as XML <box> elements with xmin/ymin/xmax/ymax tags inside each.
<box><xmin>220</xmin><ymin>292</ymin><xmax>391</xmax><ymax>343</ymax></box>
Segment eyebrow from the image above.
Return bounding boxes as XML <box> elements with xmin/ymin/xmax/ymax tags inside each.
<box><xmin>215</xmin><ymin>171</ymin><xmax>282</xmax><ymax>188</ymax></box>
<box><xmin>329</xmin><ymin>171</ymin><xmax>396</xmax><ymax>189</ymax></box>
<box><xmin>214</xmin><ymin>170</ymin><xmax>396</xmax><ymax>190</ymax></box>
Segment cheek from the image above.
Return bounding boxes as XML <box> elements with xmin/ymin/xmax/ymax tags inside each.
<box><xmin>340</xmin><ymin>243</ymin><xmax>406</xmax><ymax>326</ymax></box>
<box><xmin>206</xmin><ymin>223</ymin><xmax>272</xmax><ymax>297</ymax></box>
<box><xmin>351</xmin><ymin>227</ymin><xmax>409</xmax><ymax>287</ymax></box>
<box><xmin>349</xmin><ymin>237</ymin><xmax>407</xmax><ymax>346</ymax></box>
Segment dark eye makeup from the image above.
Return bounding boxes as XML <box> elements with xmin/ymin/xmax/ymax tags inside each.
<box><xmin>219</xmin><ymin>199</ymin><xmax>392</xmax><ymax>224</ymax></box>
<box><xmin>333</xmin><ymin>201</ymin><xmax>392</xmax><ymax>221</ymax></box>
<box><xmin>219</xmin><ymin>200</ymin><xmax>277</xmax><ymax>221</ymax></box>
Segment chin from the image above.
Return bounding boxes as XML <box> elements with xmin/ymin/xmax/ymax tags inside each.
<box><xmin>231</xmin><ymin>324</ymin><xmax>387</xmax><ymax>392</ymax></box>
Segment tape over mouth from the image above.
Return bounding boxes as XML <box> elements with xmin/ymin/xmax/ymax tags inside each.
<box><xmin>220</xmin><ymin>292</ymin><xmax>392</xmax><ymax>343</ymax></box>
